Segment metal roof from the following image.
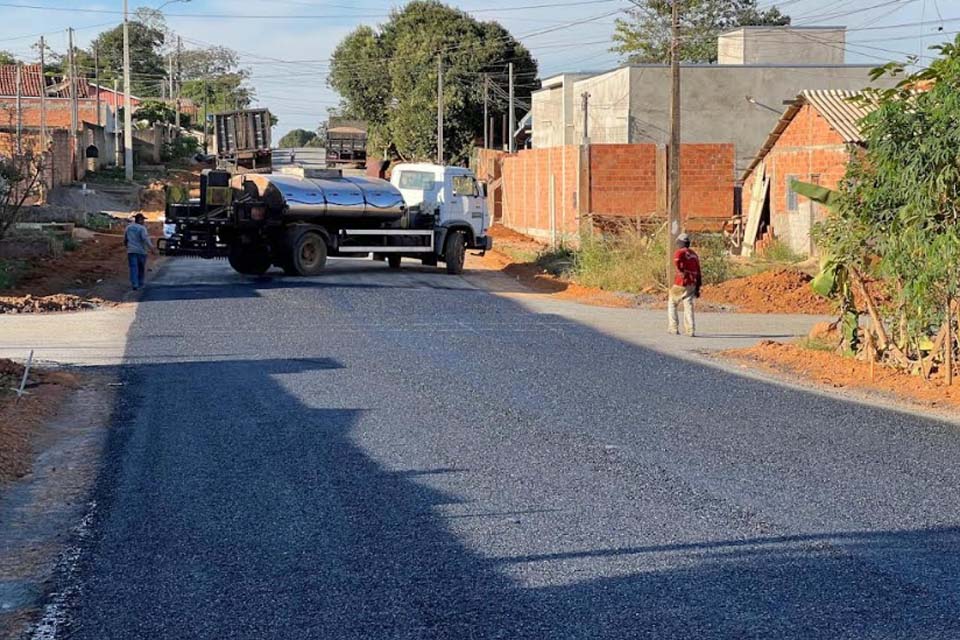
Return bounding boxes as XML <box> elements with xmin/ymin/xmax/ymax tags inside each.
<box><xmin>739</xmin><ymin>89</ymin><xmax>873</xmax><ymax>183</ymax></box>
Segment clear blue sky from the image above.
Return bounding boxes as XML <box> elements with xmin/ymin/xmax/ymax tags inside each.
<box><xmin>0</xmin><ymin>0</ymin><xmax>952</xmax><ymax>137</ymax></box>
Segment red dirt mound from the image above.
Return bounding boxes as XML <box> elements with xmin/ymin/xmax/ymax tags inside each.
<box><xmin>723</xmin><ymin>341</ymin><xmax>960</xmax><ymax>411</ymax></box>
<box><xmin>701</xmin><ymin>269</ymin><xmax>833</xmax><ymax>315</ymax></box>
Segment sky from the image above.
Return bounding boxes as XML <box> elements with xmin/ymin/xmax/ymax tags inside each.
<box><xmin>0</xmin><ymin>0</ymin><xmax>954</xmax><ymax>137</ymax></box>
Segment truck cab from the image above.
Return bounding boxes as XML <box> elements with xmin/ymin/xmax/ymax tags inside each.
<box><xmin>390</xmin><ymin>163</ymin><xmax>492</xmax><ymax>255</ymax></box>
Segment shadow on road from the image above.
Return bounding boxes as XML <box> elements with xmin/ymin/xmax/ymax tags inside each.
<box><xmin>53</xmin><ymin>259</ymin><xmax>960</xmax><ymax>639</ymax></box>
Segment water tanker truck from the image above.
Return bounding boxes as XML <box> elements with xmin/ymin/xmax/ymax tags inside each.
<box><xmin>159</xmin><ymin>163</ymin><xmax>492</xmax><ymax>276</ymax></box>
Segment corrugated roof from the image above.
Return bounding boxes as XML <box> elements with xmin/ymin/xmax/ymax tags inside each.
<box><xmin>0</xmin><ymin>64</ymin><xmax>91</xmax><ymax>98</ymax></box>
<box><xmin>739</xmin><ymin>89</ymin><xmax>873</xmax><ymax>183</ymax></box>
<box><xmin>802</xmin><ymin>89</ymin><xmax>872</xmax><ymax>143</ymax></box>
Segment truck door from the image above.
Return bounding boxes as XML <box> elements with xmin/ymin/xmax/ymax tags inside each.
<box><xmin>449</xmin><ymin>174</ymin><xmax>485</xmax><ymax>237</ymax></box>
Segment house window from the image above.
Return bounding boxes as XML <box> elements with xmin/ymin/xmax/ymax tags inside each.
<box><xmin>786</xmin><ymin>174</ymin><xmax>800</xmax><ymax>211</ymax></box>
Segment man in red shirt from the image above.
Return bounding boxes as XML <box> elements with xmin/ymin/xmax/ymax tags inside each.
<box><xmin>668</xmin><ymin>233</ymin><xmax>701</xmax><ymax>336</ymax></box>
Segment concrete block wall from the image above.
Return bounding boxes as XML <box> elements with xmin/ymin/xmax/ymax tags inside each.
<box><xmin>0</xmin><ymin>129</ymin><xmax>75</xmax><ymax>197</ymax></box>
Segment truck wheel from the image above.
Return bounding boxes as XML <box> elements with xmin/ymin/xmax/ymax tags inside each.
<box><xmin>387</xmin><ymin>254</ymin><xmax>402</xmax><ymax>269</ymax></box>
<box><xmin>443</xmin><ymin>231</ymin><xmax>466</xmax><ymax>275</ymax></box>
<box><xmin>228</xmin><ymin>244</ymin><xmax>271</xmax><ymax>275</ymax></box>
<box><xmin>291</xmin><ymin>232</ymin><xmax>328</xmax><ymax>276</ymax></box>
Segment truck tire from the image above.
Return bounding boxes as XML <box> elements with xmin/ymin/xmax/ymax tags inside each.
<box><xmin>291</xmin><ymin>232</ymin><xmax>328</xmax><ymax>276</ymax></box>
<box><xmin>387</xmin><ymin>254</ymin><xmax>402</xmax><ymax>269</ymax></box>
<box><xmin>443</xmin><ymin>230</ymin><xmax>466</xmax><ymax>275</ymax></box>
<box><xmin>228</xmin><ymin>244</ymin><xmax>271</xmax><ymax>275</ymax></box>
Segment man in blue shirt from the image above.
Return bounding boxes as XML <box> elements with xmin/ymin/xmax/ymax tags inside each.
<box><xmin>124</xmin><ymin>214</ymin><xmax>154</xmax><ymax>290</ymax></box>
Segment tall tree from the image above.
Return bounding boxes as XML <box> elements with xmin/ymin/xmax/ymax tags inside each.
<box><xmin>329</xmin><ymin>1</ymin><xmax>538</xmax><ymax>164</ymax></box>
<box><xmin>178</xmin><ymin>46</ymin><xmax>254</xmax><ymax>114</ymax></box>
<box><xmin>81</xmin><ymin>21</ymin><xmax>166</xmax><ymax>96</ymax></box>
<box><xmin>277</xmin><ymin>129</ymin><xmax>318</xmax><ymax>148</ymax></box>
<box><xmin>0</xmin><ymin>51</ymin><xmax>17</xmax><ymax>65</ymax></box>
<box><xmin>612</xmin><ymin>0</ymin><xmax>790</xmax><ymax>64</ymax></box>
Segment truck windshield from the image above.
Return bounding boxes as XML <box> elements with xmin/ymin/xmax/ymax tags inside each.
<box><xmin>398</xmin><ymin>171</ymin><xmax>436</xmax><ymax>190</ymax></box>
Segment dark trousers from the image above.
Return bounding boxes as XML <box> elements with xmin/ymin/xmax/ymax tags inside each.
<box><xmin>128</xmin><ymin>253</ymin><xmax>147</xmax><ymax>289</ymax></box>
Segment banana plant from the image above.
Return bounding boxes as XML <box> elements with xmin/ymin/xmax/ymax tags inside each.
<box><xmin>792</xmin><ymin>179</ymin><xmax>859</xmax><ymax>353</ymax></box>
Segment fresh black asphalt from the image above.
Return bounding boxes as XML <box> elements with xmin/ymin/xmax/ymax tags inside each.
<box><xmin>57</xmin><ymin>258</ymin><xmax>960</xmax><ymax>639</ymax></box>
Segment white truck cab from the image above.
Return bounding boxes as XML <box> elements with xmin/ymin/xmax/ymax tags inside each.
<box><xmin>390</xmin><ymin>163</ymin><xmax>492</xmax><ymax>254</ymax></box>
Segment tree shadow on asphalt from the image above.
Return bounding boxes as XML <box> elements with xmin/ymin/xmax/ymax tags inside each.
<box><xmin>56</xmin><ymin>264</ymin><xmax>960</xmax><ymax>639</ymax></box>
<box><xmin>59</xmin><ymin>355</ymin><xmax>960</xmax><ymax>639</ymax></box>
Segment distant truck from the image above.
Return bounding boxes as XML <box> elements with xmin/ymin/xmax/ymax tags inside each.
<box><xmin>214</xmin><ymin>108</ymin><xmax>272</xmax><ymax>172</ymax></box>
<box><xmin>159</xmin><ymin>163</ymin><xmax>492</xmax><ymax>276</ymax></box>
<box><xmin>325</xmin><ymin>118</ymin><xmax>367</xmax><ymax>168</ymax></box>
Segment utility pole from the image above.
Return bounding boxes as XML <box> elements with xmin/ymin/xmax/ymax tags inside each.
<box><xmin>15</xmin><ymin>63</ymin><xmax>22</xmax><ymax>155</ymax></box>
<box><xmin>38</xmin><ymin>36</ymin><xmax>46</xmax><ymax>148</ymax></box>
<box><xmin>123</xmin><ymin>0</ymin><xmax>134</xmax><ymax>180</ymax></box>
<box><xmin>202</xmin><ymin>78</ymin><xmax>208</xmax><ymax>154</ymax></box>
<box><xmin>113</xmin><ymin>79</ymin><xmax>121</xmax><ymax>166</ymax></box>
<box><xmin>168</xmin><ymin>53</ymin><xmax>173</xmax><ymax>101</ymax></box>
<box><xmin>175</xmin><ymin>35</ymin><xmax>182</xmax><ymax>137</ymax></box>
<box><xmin>667</xmin><ymin>0</ymin><xmax>682</xmax><ymax>275</ymax></box>
<box><xmin>483</xmin><ymin>74</ymin><xmax>489</xmax><ymax>149</ymax></box>
<box><xmin>95</xmin><ymin>43</ymin><xmax>101</xmax><ymax>128</ymax></box>
<box><xmin>581</xmin><ymin>92</ymin><xmax>590</xmax><ymax>145</ymax></box>
<box><xmin>436</xmin><ymin>56</ymin><xmax>443</xmax><ymax>165</ymax></box>
<box><xmin>68</xmin><ymin>27</ymin><xmax>79</xmax><ymax>180</ymax></box>
<box><xmin>508</xmin><ymin>62</ymin><xmax>515</xmax><ymax>153</ymax></box>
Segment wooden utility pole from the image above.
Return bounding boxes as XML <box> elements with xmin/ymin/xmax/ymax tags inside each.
<box><xmin>436</xmin><ymin>56</ymin><xmax>443</xmax><ymax>165</ymax></box>
<box><xmin>508</xmin><ymin>62</ymin><xmax>515</xmax><ymax>153</ymax></box>
<box><xmin>666</xmin><ymin>0</ymin><xmax>682</xmax><ymax>277</ymax></box>
<box><xmin>581</xmin><ymin>92</ymin><xmax>590</xmax><ymax>145</ymax></box>
<box><xmin>483</xmin><ymin>74</ymin><xmax>489</xmax><ymax>149</ymax></box>
<box><xmin>39</xmin><ymin>36</ymin><xmax>46</xmax><ymax>147</ymax></box>
<box><xmin>113</xmin><ymin>79</ymin><xmax>121</xmax><ymax>166</ymax></box>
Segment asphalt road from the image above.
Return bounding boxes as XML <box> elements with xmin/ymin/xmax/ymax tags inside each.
<box><xmin>56</xmin><ymin>257</ymin><xmax>960</xmax><ymax>639</ymax></box>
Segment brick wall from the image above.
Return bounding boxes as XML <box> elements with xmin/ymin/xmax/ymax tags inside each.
<box><xmin>484</xmin><ymin>143</ymin><xmax>734</xmax><ymax>241</ymax></box>
<box><xmin>742</xmin><ymin>103</ymin><xmax>853</xmax><ymax>255</ymax></box>
<box><xmin>0</xmin><ymin>129</ymin><xmax>75</xmax><ymax>196</ymax></box>
<box><xmin>0</xmin><ymin>99</ymin><xmax>102</xmax><ymax>129</ymax></box>
<box><xmin>500</xmin><ymin>146</ymin><xmax>580</xmax><ymax>243</ymax></box>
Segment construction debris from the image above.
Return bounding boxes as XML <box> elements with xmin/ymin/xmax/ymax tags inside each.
<box><xmin>0</xmin><ymin>294</ymin><xmax>103</xmax><ymax>314</ymax></box>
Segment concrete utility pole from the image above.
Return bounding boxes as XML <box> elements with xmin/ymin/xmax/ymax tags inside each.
<box><xmin>202</xmin><ymin>78</ymin><xmax>208</xmax><ymax>154</ymax></box>
<box><xmin>39</xmin><ymin>36</ymin><xmax>46</xmax><ymax>147</ymax></box>
<box><xmin>667</xmin><ymin>0</ymin><xmax>682</xmax><ymax>275</ymax></box>
<box><xmin>581</xmin><ymin>92</ymin><xmax>590</xmax><ymax>145</ymax></box>
<box><xmin>95</xmin><ymin>43</ymin><xmax>101</xmax><ymax>128</ymax></box>
<box><xmin>483</xmin><ymin>74</ymin><xmax>489</xmax><ymax>149</ymax></box>
<box><xmin>68</xmin><ymin>27</ymin><xmax>79</xmax><ymax>180</ymax></box>
<box><xmin>123</xmin><ymin>0</ymin><xmax>134</xmax><ymax>180</ymax></box>
<box><xmin>437</xmin><ymin>56</ymin><xmax>443</xmax><ymax>165</ymax></box>
<box><xmin>508</xmin><ymin>62</ymin><xmax>515</xmax><ymax>153</ymax></box>
<box><xmin>175</xmin><ymin>35</ymin><xmax>182</xmax><ymax>137</ymax></box>
<box><xmin>15</xmin><ymin>63</ymin><xmax>22</xmax><ymax>155</ymax></box>
<box><xmin>113</xmin><ymin>79</ymin><xmax>121</xmax><ymax>166</ymax></box>
<box><xmin>168</xmin><ymin>53</ymin><xmax>174</xmax><ymax>100</ymax></box>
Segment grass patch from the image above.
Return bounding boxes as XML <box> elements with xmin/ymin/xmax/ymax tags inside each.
<box><xmin>797</xmin><ymin>336</ymin><xmax>837</xmax><ymax>352</ymax></box>
<box><xmin>62</xmin><ymin>236</ymin><xmax>79</xmax><ymax>252</ymax></box>
<box><xmin>0</xmin><ymin>259</ymin><xmax>27</xmax><ymax>290</ymax></box>
<box><xmin>761</xmin><ymin>239</ymin><xmax>805</xmax><ymax>264</ymax></box>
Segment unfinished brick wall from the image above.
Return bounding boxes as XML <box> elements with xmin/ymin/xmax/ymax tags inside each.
<box><xmin>485</xmin><ymin>143</ymin><xmax>734</xmax><ymax>241</ymax></box>
<box><xmin>500</xmin><ymin>146</ymin><xmax>580</xmax><ymax>243</ymax></box>
<box><xmin>0</xmin><ymin>129</ymin><xmax>75</xmax><ymax>195</ymax></box>
<box><xmin>0</xmin><ymin>99</ymin><xmax>102</xmax><ymax>129</ymax></box>
<box><xmin>742</xmin><ymin>103</ymin><xmax>854</xmax><ymax>255</ymax></box>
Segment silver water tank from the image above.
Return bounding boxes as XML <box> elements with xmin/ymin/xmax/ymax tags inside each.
<box><xmin>232</xmin><ymin>168</ymin><xmax>405</xmax><ymax>224</ymax></box>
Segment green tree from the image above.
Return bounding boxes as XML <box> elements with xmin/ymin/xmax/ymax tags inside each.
<box><xmin>0</xmin><ymin>51</ymin><xmax>17</xmax><ymax>65</ymax></box>
<box><xmin>612</xmin><ymin>0</ymin><xmax>790</xmax><ymax>64</ymax></box>
<box><xmin>329</xmin><ymin>0</ymin><xmax>538</xmax><ymax>164</ymax></box>
<box><xmin>813</xmin><ymin>37</ymin><xmax>960</xmax><ymax>376</ymax></box>
<box><xmin>278</xmin><ymin>129</ymin><xmax>318</xmax><ymax>148</ymax></box>
<box><xmin>134</xmin><ymin>99</ymin><xmax>177</xmax><ymax>125</ymax></box>
<box><xmin>178</xmin><ymin>45</ymin><xmax>254</xmax><ymax>115</ymax></box>
<box><xmin>82</xmin><ymin>21</ymin><xmax>166</xmax><ymax>96</ymax></box>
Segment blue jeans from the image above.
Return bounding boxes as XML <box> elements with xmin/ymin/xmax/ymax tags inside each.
<box><xmin>128</xmin><ymin>253</ymin><xmax>147</xmax><ymax>289</ymax></box>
